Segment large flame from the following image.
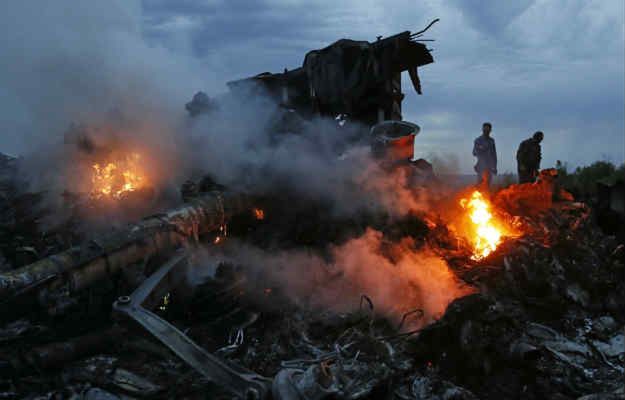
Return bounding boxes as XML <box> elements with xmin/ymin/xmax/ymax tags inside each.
<box><xmin>459</xmin><ymin>191</ymin><xmax>502</xmax><ymax>260</ymax></box>
<box><xmin>91</xmin><ymin>153</ymin><xmax>146</xmax><ymax>199</ymax></box>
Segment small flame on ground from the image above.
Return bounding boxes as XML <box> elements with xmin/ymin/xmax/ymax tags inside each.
<box><xmin>460</xmin><ymin>191</ymin><xmax>502</xmax><ymax>260</ymax></box>
<box><xmin>158</xmin><ymin>292</ymin><xmax>170</xmax><ymax>312</ymax></box>
<box><xmin>253</xmin><ymin>208</ymin><xmax>265</xmax><ymax>220</ymax></box>
<box><xmin>91</xmin><ymin>153</ymin><xmax>146</xmax><ymax>199</ymax></box>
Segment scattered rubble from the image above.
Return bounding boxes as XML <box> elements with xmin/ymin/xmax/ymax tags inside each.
<box><xmin>0</xmin><ymin>157</ymin><xmax>622</xmax><ymax>399</ymax></box>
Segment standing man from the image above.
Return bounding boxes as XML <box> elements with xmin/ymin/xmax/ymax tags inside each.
<box><xmin>516</xmin><ymin>131</ymin><xmax>544</xmax><ymax>183</ymax></box>
<box><xmin>472</xmin><ymin>122</ymin><xmax>497</xmax><ymax>189</ymax></box>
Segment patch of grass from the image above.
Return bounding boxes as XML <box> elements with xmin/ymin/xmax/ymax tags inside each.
<box><xmin>556</xmin><ymin>160</ymin><xmax>624</xmax><ymax>199</ymax></box>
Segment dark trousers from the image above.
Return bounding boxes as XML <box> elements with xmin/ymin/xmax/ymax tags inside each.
<box><xmin>518</xmin><ymin>167</ymin><xmax>536</xmax><ymax>184</ymax></box>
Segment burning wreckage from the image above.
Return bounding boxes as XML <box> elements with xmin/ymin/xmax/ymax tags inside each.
<box><xmin>0</xmin><ymin>23</ymin><xmax>624</xmax><ymax>400</ymax></box>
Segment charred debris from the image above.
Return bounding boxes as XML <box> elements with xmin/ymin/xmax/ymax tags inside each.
<box><xmin>1</xmin><ymin>22</ymin><xmax>624</xmax><ymax>400</ymax></box>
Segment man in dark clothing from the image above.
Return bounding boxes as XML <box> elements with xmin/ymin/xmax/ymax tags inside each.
<box><xmin>516</xmin><ymin>131</ymin><xmax>544</xmax><ymax>184</ymax></box>
<box><xmin>472</xmin><ymin>122</ymin><xmax>497</xmax><ymax>189</ymax></box>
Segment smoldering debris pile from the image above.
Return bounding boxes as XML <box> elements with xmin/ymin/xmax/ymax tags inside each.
<box><xmin>0</xmin><ymin>153</ymin><xmax>623</xmax><ymax>400</ymax></box>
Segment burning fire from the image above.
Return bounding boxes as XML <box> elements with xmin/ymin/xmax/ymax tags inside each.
<box><xmin>460</xmin><ymin>191</ymin><xmax>502</xmax><ymax>260</ymax></box>
<box><xmin>91</xmin><ymin>153</ymin><xmax>146</xmax><ymax>199</ymax></box>
<box><xmin>253</xmin><ymin>208</ymin><xmax>265</xmax><ymax>220</ymax></box>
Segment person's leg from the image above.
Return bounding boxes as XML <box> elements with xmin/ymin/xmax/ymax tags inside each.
<box><xmin>518</xmin><ymin>167</ymin><xmax>528</xmax><ymax>184</ymax></box>
<box><xmin>477</xmin><ymin>170</ymin><xmax>490</xmax><ymax>191</ymax></box>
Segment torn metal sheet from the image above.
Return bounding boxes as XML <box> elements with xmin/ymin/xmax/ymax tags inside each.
<box><xmin>113</xmin><ymin>251</ymin><xmax>272</xmax><ymax>400</ymax></box>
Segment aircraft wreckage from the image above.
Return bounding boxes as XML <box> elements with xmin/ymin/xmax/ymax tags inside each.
<box><xmin>0</xmin><ymin>20</ymin><xmax>623</xmax><ymax>399</ymax></box>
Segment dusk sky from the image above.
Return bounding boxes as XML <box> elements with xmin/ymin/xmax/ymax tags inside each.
<box><xmin>1</xmin><ymin>0</ymin><xmax>624</xmax><ymax>173</ymax></box>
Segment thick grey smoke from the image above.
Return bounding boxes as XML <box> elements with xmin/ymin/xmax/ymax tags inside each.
<box><xmin>0</xmin><ymin>1</ymin><xmax>470</xmax><ymax>323</ymax></box>
<box><xmin>0</xmin><ymin>1</ymin><xmax>219</xmax><ymax>212</ymax></box>
<box><xmin>0</xmin><ymin>1</ymin><xmax>446</xmax><ymax>219</ymax></box>
<box><xmin>0</xmin><ymin>1</ymin><xmax>212</xmax><ymax>154</ymax></box>
<box><xmin>186</xmin><ymin>89</ymin><xmax>451</xmax><ymax>216</ymax></box>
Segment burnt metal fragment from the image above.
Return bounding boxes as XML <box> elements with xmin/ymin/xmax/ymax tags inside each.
<box><xmin>0</xmin><ymin>191</ymin><xmax>252</xmax><ymax>303</ymax></box>
<box><xmin>113</xmin><ymin>251</ymin><xmax>272</xmax><ymax>400</ymax></box>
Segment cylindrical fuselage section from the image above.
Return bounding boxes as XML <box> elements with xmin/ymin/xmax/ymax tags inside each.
<box><xmin>0</xmin><ymin>191</ymin><xmax>251</xmax><ymax>300</ymax></box>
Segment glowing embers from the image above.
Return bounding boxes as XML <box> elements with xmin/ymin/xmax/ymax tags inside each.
<box><xmin>459</xmin><ymin>191</ymin><xmax>502</xmax><ymax>260</ymax></box>
<box><xmin>91</xmin><ymin>153</ymin><xmax>146</xmax><ymax>199</ymax></box>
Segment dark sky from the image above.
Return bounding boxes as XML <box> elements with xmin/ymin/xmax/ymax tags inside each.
<box><xmin>1</xmin><ymin>0</ymin><xmax>624</xmax><ymax>173</ymax></box>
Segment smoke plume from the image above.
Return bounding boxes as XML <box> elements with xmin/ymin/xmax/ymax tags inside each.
<box><xmin>1</xmin><ymin>1</ymin><xmax>447</xmax><ymax>220</ymax></box>
<box><xmin>192</xmin><ymin>229</ymin><xmax>474</xmax><ymax>328</ymax></box>
<box><xmin>1</xmin><ymin>2</ymin><xmax>471</xmax><ymax>324</ymax></box>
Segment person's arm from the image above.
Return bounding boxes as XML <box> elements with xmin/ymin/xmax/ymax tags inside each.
<box><xmin>518</xmin><ymin>141</ymin><xmax>528</xmax><ymax>164</ymax></box>
<box><xmin>491</xmin><ymin>140</ymin><xmax>497</xmax><ymax>173</ymax></box>
<box><xmin>528</xmin><ymin>144</ymin><xmax>540</xmax><ymax>170</ymax></box>
<box><xmin>472</xmin><ymin>139</ymin><xmax>479</xmax><ymax>157</ymax></box>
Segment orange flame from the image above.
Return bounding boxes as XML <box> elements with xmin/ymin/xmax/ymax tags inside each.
<box><xmin>460</xmin><ymin>191</ymin><xmax>502</xmax><ymax>260</ymax></box>
<box><xmin>91</xmin><ymin>153</ymin><xmax>146</xmax><ymax>199</ymax></box>
<box><xmin>253</xmin><ymin>208</ymin><xmax>265</xmax><ymax>220</ymax></box>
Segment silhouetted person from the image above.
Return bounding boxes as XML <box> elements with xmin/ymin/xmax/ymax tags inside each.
<box><xmin>516</xmin><ymin>131</ymin><xmax>544</xmax><ymax>184</ymax></box>
<box><xmin>472</xmin><ymin>122</ymin><xmax>497</xmax><ymax>189</ymax></box>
